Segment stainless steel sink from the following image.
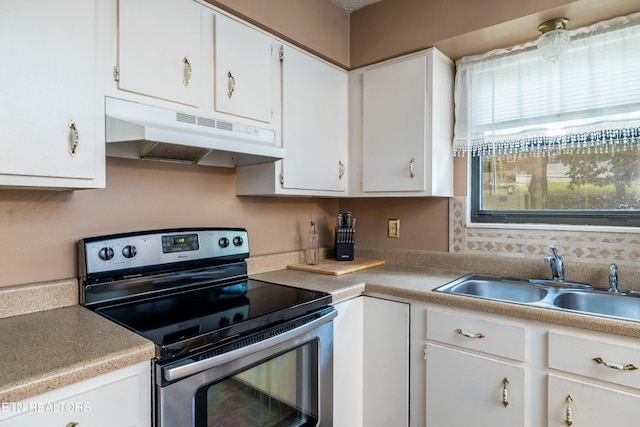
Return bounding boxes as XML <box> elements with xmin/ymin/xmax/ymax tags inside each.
<box><xmin>436</xmin><ymin>274</ymin><xmax>549</xmax><ymax>304</ymax></box>
<box><xmin>553</xmin><ymin>290</ymin><xmax>640</xmax><ymax>321</ymax></box>
<box><xmin>435</xmin><ymin>273</ymin><xmax>640</xmax><ymax>323</ymax></box>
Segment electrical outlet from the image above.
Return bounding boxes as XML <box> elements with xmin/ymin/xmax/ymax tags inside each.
<box><xmin>388</xmin><ymin>219</ymin><xmax>400</xmax><ymax>238</ymax></box>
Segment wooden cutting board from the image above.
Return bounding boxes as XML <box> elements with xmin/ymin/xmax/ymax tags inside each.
<box><xmin>288</xmin><ymin>258</ymin><xmax>385</xmax><ymax>276</ymax></box>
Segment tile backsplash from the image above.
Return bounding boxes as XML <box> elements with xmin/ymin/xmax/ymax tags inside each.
<box><xmin>449</xmin><ymin>197</ymin><xmax>640</xmax><ymax>266</ymax></box>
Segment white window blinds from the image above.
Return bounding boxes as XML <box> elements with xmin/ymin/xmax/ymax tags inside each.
<box><xmin>453</xmin><ymin>13</ymin><xmax>640</xmax><ymax>157</ymax></box>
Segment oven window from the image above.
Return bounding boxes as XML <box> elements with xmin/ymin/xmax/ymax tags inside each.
<box><xmin>195</xmin><ymin>340</ymin><xmax>319</xmax><ymax>427</ymax></box>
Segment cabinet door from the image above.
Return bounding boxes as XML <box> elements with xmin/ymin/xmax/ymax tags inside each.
<box><xmin>0</xmin><ymin>0</ymin><xmax>102</xmax><ymax>187</ymax></box>
<box><xmin>363</xmin><ymin>297</ymin><xmax>410</xmax><ymax>427</ymax></box>
<box><xmin>362</xmin><ymin>56</ymin><xmax>427</xmax><ymax>192</ymax></box>
<box><xmin>333</xmin><ymin>298</ymin><xmax>364</xmax><ymax>427</ymax></box>
<box><xmin>0</xmin><ymin>364</ymin><xmax>149</xmax><ymax>427</ymax></box>
<box><xmin>214</xmin><ymin>14</ymin><xmax>272</xmax><ymax>123</ymax></box>
<box><xmin>548</xmin><ymin>374</ymin><xmax>640</xmax><ymax>426</ymax></box>
<box><xmin>426</xmin><ymin>343</ymin><xmax>525</xmax><ymax>427</ymax></box>
<box><xmin>281</xmin><ymin>46</ymin><xmax>348</xmax><ymax>192</ymax></box>
<box><xmin>118</xmin><ymin>0</ymin><xmax>202</xmax><ymax>106</ymax></box>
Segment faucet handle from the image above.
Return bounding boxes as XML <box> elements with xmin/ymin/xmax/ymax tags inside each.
<box><xmin>549</xmin><ymin>246</ymin><xmax>560</xmax><ymax>258</ymax></box>
<box><xmin>610</xmin><ymin>263</ymin><xmax>618</xmax><ymax>275</ymax></box>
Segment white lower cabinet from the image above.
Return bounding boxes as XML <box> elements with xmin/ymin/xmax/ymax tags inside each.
<box><xmin>426</xmin><ymin>344</ymin><xmax>525</xmax><ymax>426</ymax></box>
<box><xmin>333</xmin><ymin>296</ymin><xmax>409</xmax><ymax>427</ymax></box>
<box><xmin>547</xmin><ymin>330</ymin><xmax>640</xmax><ymax>426</ymax></box>
<box><xmin>419</xmin><ymin>303</ymin><xmax>640</xmax><ymax>427</ymax></box>
<box><xmin>425</xmin><ymin>307</ymin><xmax>526</xmax><ymax>426</ymax></box>
<box><xmin>0</xmin><ymin>362</ymin><xmax>151</xmax><ymax>427</ymax></box>
<box><xmin>333</xmin><ymin>296</ymin><xmax>364</xmax><ymax>427</ymax></box>
<box><xmin>548</xmin><ymin>374</ymin><xmax>640</xmax><ymax>426</ymax></box>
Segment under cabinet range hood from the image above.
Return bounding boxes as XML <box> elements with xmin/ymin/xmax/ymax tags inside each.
<box><xmin>105</xmin><ymin>97</ymin><xmax>284</xmax><ymax>167</ymax></box>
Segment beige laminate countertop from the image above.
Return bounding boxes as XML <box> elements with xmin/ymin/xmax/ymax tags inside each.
<box><xmin>253</xmin><ymin>262</ymin><xmax>640</xmax><ymax>339</ymax></box>
<box><xmin>0</xmin><ymin>305</ymin><xmax>155</xmax><ymax>403</ymax></box>
<box><xmin>4</xmin><ymin>257</ymin><xmax>640</xmax><ymax>404</ymax></box>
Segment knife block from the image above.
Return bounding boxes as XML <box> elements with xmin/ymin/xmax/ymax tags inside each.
<box><xmin>335</xmin><ymin>228</ymin><xmax>354</xmax><ymax>261</ymax></box>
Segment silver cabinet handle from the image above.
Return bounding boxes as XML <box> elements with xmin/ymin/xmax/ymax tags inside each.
<box><xmin>227</xmin><ymin>71</ymin><xmax>235</xmax><ymax>98</ymax></box>
<box><xmin>455</xmin><ymin>328</ymin><xmax>485</xmax><ymax>339</ymax></box>
<box><xmin>593</xmin><ymin>357</ymin><xmax>638</xmax><ymax>371</ymax></box>
<box><xmin>68</xmin><ymin>120</ymin><xmax>79</xmax><ymax>156</ymax></box>
<box><xmin>183</xmin><ymin>57</ymin><xmax>192</xmax><ymax>87</ymax></box>
<box><xmin>338</xmin><ymin>161</ymin><xmax>345</xmax><ymax>179</ymax></box>
<box><xmin>409</xmin><ymin>158</ymin><xmax>415</xmax><ymax>178</ymax></box>
<box><xmin>66</xmin><ymin>422</ymin><xmax>79</xmax><ymax>427</ymax></box>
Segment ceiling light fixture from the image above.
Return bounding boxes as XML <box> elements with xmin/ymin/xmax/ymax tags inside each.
<box><xmin>334</xmin><ymin>0</ymin><xmax>381</xmax><ymax>12</ymax></box>
<box><xmin>537</xmin><ymin>18</ymin><xmax>571</xmax><ymax>63</ymax></box>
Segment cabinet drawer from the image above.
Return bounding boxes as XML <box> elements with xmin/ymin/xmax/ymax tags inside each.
<box><xmin>426</xmin><ymin>307</ymin><xmax>526</xmax><ymax>361</ymax></box>
<box><xmin>549</xmin><ymin>331</ymin><xmax>640</xmax><ymax>390</ymax></box>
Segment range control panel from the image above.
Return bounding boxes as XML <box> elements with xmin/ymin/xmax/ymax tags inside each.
<box><xmin>81</xmin><ymin>228</ymin><xmax>249</xmax><ymax>276</ymax></box>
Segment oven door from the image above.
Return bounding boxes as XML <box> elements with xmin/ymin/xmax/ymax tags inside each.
<box><xmin>156</xmin><ymin>309</ymin><xmax>336</xmax><ymax>427</ymax></box>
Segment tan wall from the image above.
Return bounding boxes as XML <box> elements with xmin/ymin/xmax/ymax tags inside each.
<box><xmin>0</xmin><ymin>158</ymin><xmax>338</xmax><ymax>287</ymax></box>
<box><xmin>7</xmin><ymin>0</ymin><xmax>637</xmax><ymax>289</ymax></box>
<box><xmin>349</xmin><ymin>0</ymin><xmax>640</xmax><ymax>67</ymax></box>
<box><xmin>206</xmin><ymin>0</ymin><xmax>350</xmax><ymax>68</ymax></box>
<box><xmin>349</xmin><ymin>0</ymin><xmax>574</xmax><ymax>66</ymax></box>
<box><xmin>339</xmin><ymin>197</ymin><xmax>449</xmax><ymax>252</ymax></box>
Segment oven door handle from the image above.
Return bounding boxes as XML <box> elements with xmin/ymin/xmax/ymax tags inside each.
<box><xmin>162</xmin><ymin>308</ymin><xmax>337</xmax><ymax>383</ymax></box>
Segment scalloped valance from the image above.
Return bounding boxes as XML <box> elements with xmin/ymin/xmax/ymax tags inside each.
<box><xmin>453</xmin><ymin>13</ymin><xmax>640</xmax><ymax>157</ymax></box>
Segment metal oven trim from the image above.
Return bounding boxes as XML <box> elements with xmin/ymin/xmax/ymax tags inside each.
<box><xmin>160</xmin><ymin>307</ymin><xmax>336</xmax><ymax>383</ymax></box>
<box><xmin>155</xmin><ymin>310</ymin><xmax>336</xmax><ymax>427</ymax></box>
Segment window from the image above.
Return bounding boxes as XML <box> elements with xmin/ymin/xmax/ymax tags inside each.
<box><xmin>454</xmin><ymin>14</ymin><xmax>640</xmax><ymax>226</ymax></box>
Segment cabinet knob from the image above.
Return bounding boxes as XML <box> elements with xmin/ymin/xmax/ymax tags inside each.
<box><xmin>183</xmin><ymin>57</ymin><xmax>192</xmax><ymax>87</ymax></box>
<box><xmin>227</xmin><ymin>71</ymin><xmax>236</xmax><ymax>98</ymax></box>
<box><xmin>68</xmin><ymin>120</ymin><xmax>79</xmax><ymax>156</ymax></box>
<box><xmin>409</xmin><ymin>158</ymin><xmax>415</xmax><ymax>178</ymax></box>
<box><xmin>66</xmin><ymin>422</ymin><xmax>79</xmax><ymax>427</ymax></box>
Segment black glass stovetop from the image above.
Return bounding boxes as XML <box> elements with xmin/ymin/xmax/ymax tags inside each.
<box><xmin>95</xmin><ymin>278</ymin><xmax>331</xmax><ymax>360</ymax></box>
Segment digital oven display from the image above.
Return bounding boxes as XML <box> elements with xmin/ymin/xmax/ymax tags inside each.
<box><xmin>162</xmin><ymin>234</ymin><xmax>199</xmax><ymax>253</ymax></box>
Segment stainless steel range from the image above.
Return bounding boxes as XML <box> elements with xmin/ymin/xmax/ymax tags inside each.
<box><xmin>78</xmin><ymin>228</ymin><xmax>336</xmax><ymax>427</ymax></box>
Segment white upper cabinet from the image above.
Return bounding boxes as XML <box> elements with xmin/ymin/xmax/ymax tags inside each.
<box><xmin>363</xmin><ymin>56</ymin><xmax>428</xmax><ymax>192</ymax></box>
<box><xmin>280</xmin><ymin>45</ymin><xmax>348</xmax><ymax>192</ymax></box>
<box><xmin>350</xmin><ymin>48</ymin><xmax>454</xmax><ymax>196</ymax></box>
<box><xmin>214</xmin><ymin>13</ymin><xmax>273</xmax><ymax>123</ymax></box>
<box><xmin>117</xmin><ymin>0</ymin><xmax>203</xmax><ymax>107</ymax></box>
<box><xmin>0</xmin><ymin>0</ymin><xmax>104</xmax><ymax>189</ymax></box>
<box><xmin>235</xmin><ymin>44</ymin><xmax>348</xmax><ymax>196</ymax></box>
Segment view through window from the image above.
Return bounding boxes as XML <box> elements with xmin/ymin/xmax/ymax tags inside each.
<box><xmin>455</xmin><ymin>14</ymin><xmax>640</xmax><ymax>226</ymax></box>
<box><xmin>478</xmin><ymin>116</ymin><xmax>640</xmax><ymax>215</ymax></box>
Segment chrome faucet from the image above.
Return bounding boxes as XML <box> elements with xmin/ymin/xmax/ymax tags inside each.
<box><xmin>544</xmin><ymin>246</ymin><xmax>564</xmax><ymax>282</ymax></box>
<box><xmin>608</xmin><ymin>263</ymin><xmax>619</xmax><ymax>293</ymax></box>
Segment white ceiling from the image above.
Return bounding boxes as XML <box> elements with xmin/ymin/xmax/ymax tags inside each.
<box><xmin>334</xmin><ymin>0</ymin><xmax>381</xmax><ymax>12</ymax></box>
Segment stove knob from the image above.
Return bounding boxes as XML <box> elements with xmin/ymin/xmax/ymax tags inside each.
<box><xmin>122</xmin><ymin>245</ymin><xmax>137</xmax><ymax>259</ymax></box>
<box><xmin>98</xmin><ymin>247</ymin><xmax>115</xmax><ymax>261</ymax></box>
<box><xmin>233</xmin><ymin>236</ymin><xmax>244</xmax><ymax>247</ymax></box>
<box><xmin>218</xmin><ymin>237</ymin><xmax>230</xmax><ymax>248</ymax></box>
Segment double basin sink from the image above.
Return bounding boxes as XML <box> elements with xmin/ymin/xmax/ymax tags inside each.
<box><xmin>435</xmin><ymin>273</ymin><xmax>640</xmax><ymax>323</ymax></box>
